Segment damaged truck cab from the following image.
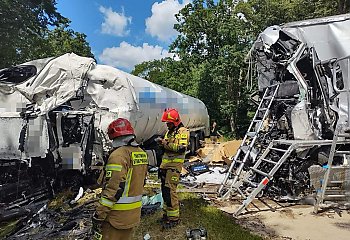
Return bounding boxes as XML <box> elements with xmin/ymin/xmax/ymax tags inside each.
<box><xmin>0</xmin><ymin>54</ymin><xmax>210</xmax><ymax>203</ymax></box>
<box><xmin>219</xmin><ymin>14</ymin><xmax>350</xmax><ymax>212</ymax></box>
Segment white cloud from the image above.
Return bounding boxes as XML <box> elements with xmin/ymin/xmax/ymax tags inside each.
<box><xmin>146</xmin><ymin>0</ymin><xmax>190</xmax><ymax>42</ymax></box>
<box><xmin>99</xmin><ymin>41</ymin><xmax>174</xmax><ymax>71</ymax></box>
<box><xmin>99</xmin><ymin>6</ymin><xmax>132</xmax><ymax>36</ymax></box>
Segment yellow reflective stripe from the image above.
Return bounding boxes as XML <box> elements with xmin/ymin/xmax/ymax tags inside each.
<box><xmin>179</xmin><ymin>140</ymin><xmax>187</xmax><ymax>144</ymax></box>
<box><xmin>162</xmin><ymin>158</ymin><xmax>184</xmax><ymax>163</ymax></box>
<box><xmin>171</xmin><ymin>176</ymin><xmax>178</xmax><ymax>181</ymax></box>
<box><xmin>100</xmin><ymin>197</ymin><xmax>115</xmax><ymax>208</ymax></box>
<box><xmin>166</xmin><ymin>209</ymin><xmax>179</xmax><ymax>217</ymax></box>
<box><xmin>100</xmin><ymin>197</ymin><xmax>142</xmax><ymax>210</ymax></box>
<box><xmin>111</xmin><ymin>201</ymin><xmax>142</xmax><ymax>210</ymax></box>
<box><xmin>122</xmin><ymin>168</ymin><xmax>133</xmax><ymax>197</ymax></box>
<box><xmin>131</xmin><ymin>152</ymin><xmax>148</xmax><ymax>165</ymax></box>
<box><xmin>93</xmin><ymin>232</ymin><xmax>102</xmax><ymax>240</ymax></box>
<box><xmin>180</xmin><ymin>134</ymin><xmax>188</xmax><ymax>139</ymax></box>
<box><xmin>117</xmin><ymin>195</ymin><xmax>142</xmax><ymax>204</ymax></box>
<box><xmin>105</xmin><ymin>164</ymin><xmax>122</xmax><ymax>171</ymax></box>
<box><xmin>169</xmin><ymin>143</ymin><xmax>178</xmax><ymax>151</ymax></box>
<box><xmin>164</xmin><ymin>132</ymin><xmax>169</xmax><ymax>139</ymax></box>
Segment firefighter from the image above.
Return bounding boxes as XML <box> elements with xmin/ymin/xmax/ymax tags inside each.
<box><xmin>157</xmin><ymin>108</ymin><xmax>189</xmax><ymax>228</ymax></box>
<box><xmin>92</xmin><ymin>118</ymin><xmax>148</xmax><ymax>240</ymax></box>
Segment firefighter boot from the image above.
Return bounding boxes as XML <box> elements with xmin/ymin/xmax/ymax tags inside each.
<box><xmin>162</xmin><ymin>219</ymin><xmax>180</xmax><ymax>229</ymax></box>
<box><xmin>157</xmin><ymin>214</ymin><xmax>168</xmax><ymax>224</ymax></box>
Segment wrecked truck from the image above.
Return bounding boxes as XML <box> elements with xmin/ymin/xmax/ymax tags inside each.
<box><xmin>0</xmin><ymin>53</ymin><xmax>210</xmax><ymax>204</ymax></box>
<box><xmin>219</xmin><ymin>13</ymin><xmax>350</xmax><ymax>214</ymax></box>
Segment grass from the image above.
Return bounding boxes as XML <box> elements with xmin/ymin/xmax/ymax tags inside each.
<box><xmin>134</xmin><ymin>192</ymin><xmax>262</xmax><ymax>240</ymax></box>
<box><xmin>0</xmin><ymin>220</ymin><xmax>19</xmax><ymax>239</ymax></box>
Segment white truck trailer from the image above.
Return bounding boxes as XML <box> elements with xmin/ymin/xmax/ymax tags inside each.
<box><xmin>0</xmin><ymin>53</ymin><xmax>209</xmax><ymax>202</ymax></box>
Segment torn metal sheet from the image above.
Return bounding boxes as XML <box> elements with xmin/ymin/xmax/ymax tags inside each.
<box><xmin>15</xmin><ymin>53</ymin><xmax>95</xmax><ymax>114</ymax></box>
<box><xmin>185</xmin><ymin>167</ymin><xmax>227</xmax><ymax>185</ymax></box>
<box><xmin>291</xmin><ymin>101</ymin><xmax>317</xmax><ymax>140</ymax></box>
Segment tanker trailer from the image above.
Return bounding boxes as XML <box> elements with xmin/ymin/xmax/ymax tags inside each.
<box><xmin>0</xmin><ymin>53</ymin><xmax>209</xmax><ymax>203</ymax></box>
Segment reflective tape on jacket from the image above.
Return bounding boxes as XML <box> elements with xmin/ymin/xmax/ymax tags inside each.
<box><xmin>111</xmin><ymin>201</ymin><xmax>142</xmax><ymax>210</ymax></box>
<box><xmin>116</xmin><ymin>195</ymin><xmax>142</xmax><ymax>204</ymax></box>
<box><xmin>162</xmin><ymin>158</ymin><xmax>185</xmax><ymax>163</ymax></box>
<box><xmin>100</xmin><ymin>197</ymin><xmax>115</xmax><ymax>208</ymax></box>
<box><xmin>168</xmin><ymin>143</ymin><xmax>179</xmax><ymax>151</ymax></box>
<box><xmin>105</xmin><ymin>164</ymin><xmax>123</xmax><ymax>171</ymax></box>
<box><xmin>100</xmin><ymin>195</ymin><xmax>143</xmax><ymax>210</ymax></box>
<box><xmin>166</xmin><ymin>209</ymin><xmax>179</xmax><ymax>217</ymax></box>
<box><xmin>122</xmin><ymin>168</ymin><xmax>133</xmax><ymax>197</ymax></box>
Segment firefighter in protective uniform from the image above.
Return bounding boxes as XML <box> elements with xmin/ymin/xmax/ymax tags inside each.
<box><xmin>157</xmin><ymin>108</ymin><xmax>189</xmax><ymax>228</ymax></box>
<box><xmin>92</xmin><ymin>118</ymin><xmax>148</xmax><ymax>240</ymax></box>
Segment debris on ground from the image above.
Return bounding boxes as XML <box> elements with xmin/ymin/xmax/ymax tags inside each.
<box><xmin>186</xmin><ymin>227</ymin><xmax>208</xmax><ymax>240</ymax></box>
<box><xmin>141</xmin><ymin>193</ymin><xmax>163</xmax><ymax>216</ymax></box>
<box><xmin>197</xmin><ymin>141</ymin><xmax>241</xmax><ymax>165</ymax></box>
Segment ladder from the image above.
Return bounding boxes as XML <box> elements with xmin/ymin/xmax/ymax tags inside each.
<box><xmin>218</xmin><ymin>84</ymin><xmax>280</xmax><ymax>197</ymax></box>
<box><xmin>313</xmin><ymin>124</ymin><xmax>350</xmax><ymax>213</ymax></box>
<box><xmin>231</xmin><ymin>141</ymin><xmax>294</xmax><ymax>216</ymax></box>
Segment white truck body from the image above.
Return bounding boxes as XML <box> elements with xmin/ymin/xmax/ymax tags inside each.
<box><xmin>0</xmin><ymin>54</ymin><xmax>209</xmax><ymax>168</ymax></box>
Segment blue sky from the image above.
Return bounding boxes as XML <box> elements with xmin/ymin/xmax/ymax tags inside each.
<box><xmin>56</xmin><ymin>0</ymin><xmax>191</xmax><ymax>72</ymax></box>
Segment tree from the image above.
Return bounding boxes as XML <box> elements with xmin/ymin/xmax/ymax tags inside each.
<box><xmin>132</xmin><ymin>58</ymin><xmax>200</xmax><ymax>98</ymax></box>
<box><xmin>133</xmin><ymin>0</ymin><xmax>348</xmax><ymax>137</ymax></box>
<box><xmin>0</xmin><ymin>0</ymin><xmax>94</xmax><ymax>68</ymax></box>
<box><xmin>169</xmin><ymin>0</ymin><xmax>252</xmax><ymax>136</ymax></box>
<box><xmin>44</xmin><ymin>21</ymin><xmax>94</xmax><ymax>59</ymax></box>
<box><xmin>0</xmin><ymin>0</ymin><xmax>64</xmax><ymax>68</ymax></box>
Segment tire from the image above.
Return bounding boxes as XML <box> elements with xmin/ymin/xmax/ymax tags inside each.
<box><xmin>189</xmin><ymin>136</ymin><xmax>196</xmax><ymax>155</ymax></box>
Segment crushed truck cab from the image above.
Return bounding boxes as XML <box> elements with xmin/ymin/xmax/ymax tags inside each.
<box><xmin>0</xmin><ymin>54</ymin><xmax>209</xmax><ymax>203</ymax></box>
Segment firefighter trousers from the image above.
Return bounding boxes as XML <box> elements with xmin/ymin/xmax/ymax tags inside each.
<box><xmin>159</xmin><ymin>168</ymin><xmax>180</xmax><ymax>220</ymax></box>
<box><xmin>101</xmin><ymin>222</ymin><xmax>133</xmax><ymax>240</ymax></box>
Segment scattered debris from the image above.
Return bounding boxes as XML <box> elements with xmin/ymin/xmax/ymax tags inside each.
<box><xmin>186</xmin><ymin>227</ymin><xmax>207</xmax><ymax>240</ymax></box>
<box><xmin>184</xmin><ymin>161</ymin><xmax>211</xmax><ymax>176</ymax></box>
<box><xmin>141</xmin><ymin>193</ymin><xmax>163</xmax><ymax>216</ymax></box>
<box><xmin>70</xmin><ymin>187</ymin><xmax>84</xmax><ymax>205</ymax></box>
<box><xmin>144</xmin><ymin>233</ymin><xmax>151</xmax><ymax>240</ymax></box>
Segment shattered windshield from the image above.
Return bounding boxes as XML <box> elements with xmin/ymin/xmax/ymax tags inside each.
<box><xmin>0</xmin><ymin>65</ymin><xmax>37</xmax><ymax>84</ymax></box>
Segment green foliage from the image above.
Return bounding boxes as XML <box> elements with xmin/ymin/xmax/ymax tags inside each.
<box><xmin>133</xmin><ymin>0</ymin><xmax>347</xmax><ymax>138</ymax></box>
<box><xmin>44</xmin><ymin>22</ymin><xmax>94</xmax><ymax>59</ymax></box>
<box><xmin>0</xmin><ymin>0</ymin><xmax>93</xmax><ymax>68</ymax></box>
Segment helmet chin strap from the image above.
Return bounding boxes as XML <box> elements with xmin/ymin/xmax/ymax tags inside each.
<box><xmin>112</xmin><ymin>135</ymin><xmax>138</xmax><ymax>148</ymax></box>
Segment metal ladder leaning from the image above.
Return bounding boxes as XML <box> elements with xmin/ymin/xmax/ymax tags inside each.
<box><xmin>218</xmin><ymin>84</ymin><xmax>280</xmax><ymax>198</ymax></box>
<box><xmin>313</xmin><ymin>124</ymin><xmax>350</xmax><ymax>213</ymax></box>
<box><xmin>231</xmin><ymin>141</ymin><xmax>294</xmax><ymax>216</ymax></box>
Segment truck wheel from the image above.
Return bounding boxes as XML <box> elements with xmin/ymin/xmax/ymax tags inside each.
<box><xmin>195</xmin><ymin>133</ymin><xmax>200</xmax><ymax>151</ymax></box>
<box><xmin>190</xmin><ymin>136</ymin><xmax>196</xmax><ymax>155</ymax></box>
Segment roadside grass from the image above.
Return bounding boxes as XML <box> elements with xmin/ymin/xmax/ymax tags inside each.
<box><xmin>134</xmin><ymin>192</ymin><xmax>261</xmax><ymax>240</ymax></box>
<box><xmin>0</xmin><ymin>220</ymin><xmax>19</xmax><ymax>239</ymax></box>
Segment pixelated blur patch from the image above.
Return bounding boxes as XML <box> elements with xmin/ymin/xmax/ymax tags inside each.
<box><xmin>136</xmin><ymin>87</ymin><xmax>191</xmax><ymax>112</ymax></box>
<box><xmin>61</xmin><ymin>145</ymin><xmax>82</xmax><ymax>170</ymax></box>
<box><xmin>139</xmin><ymin>87</ymin><xmax>156</xmax><ymax>104</ymax></box>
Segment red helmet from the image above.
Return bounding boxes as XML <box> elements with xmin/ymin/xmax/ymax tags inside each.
<box><xmin>161</xmin><ymin>108</ymin><xmax>181</xmax><ymax>126</ymax></box>
<box><xmin>107</xmin><ymin>118</ymin><xmax>134</xmax><ymax>140</ymax></box>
